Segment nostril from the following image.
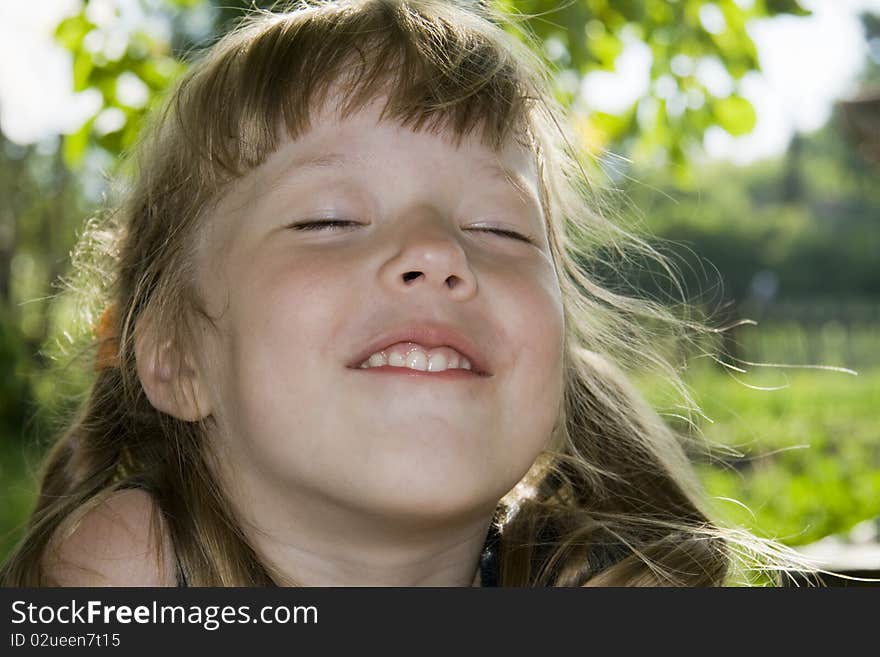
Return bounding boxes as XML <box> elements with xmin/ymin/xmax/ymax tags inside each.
<box><xmin>403</xmin><ymin>271</ymin><xmax>422</xmax><ymax>283</ymax></box>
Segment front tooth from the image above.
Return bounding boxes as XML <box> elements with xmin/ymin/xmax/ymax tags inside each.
<box><xmin>388</xmin><ymin>351</ymin><xmax>407</xmax><ymax>367</ymax></box>
<box><xmin>461</xmin><ymin>358</ymin><xmax>472</xmax><ymax>370</ymax></box>
<box><xmin>406</xmin><ymin>350</ymin><xmax>428</xmax><ymax>371</ymax></box>
<box><xmin>368</xmin><ymin>352</ymin><xmax>387</xmax><ymax>367</ymax></box>
<box><xmin>428</xmin><ymin>352</ymin><xmax>448</xmax><ymax>372</ymax></box>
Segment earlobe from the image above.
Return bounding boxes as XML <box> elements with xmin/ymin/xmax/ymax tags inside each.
<box><xmin>134</xmin><ymin>321</ymin><xmax>212</xmax><ymax>422</ymax></box>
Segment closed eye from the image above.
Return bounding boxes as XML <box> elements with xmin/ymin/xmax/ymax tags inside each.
<box><xmin>287</xmin><ymin>220</ymin><xmax>360</xmax><ymax>231</ymax></box>
<box><xmin>288</xmin><ymin>220</ymin><xmax>535</xmax><ymax>244</ymax></box>
<box><xmin>470</xmin><ymin>227</ymin><xmax>535</xmax><ymax>244</ymax></box>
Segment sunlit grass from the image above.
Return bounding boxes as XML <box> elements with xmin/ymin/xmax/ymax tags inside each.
<box><xmin>640</xmin><ymin>361</ymin><xmax>880</xmax><ymax>547</ymax></box>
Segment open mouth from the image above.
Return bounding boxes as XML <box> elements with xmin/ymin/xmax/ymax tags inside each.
<box><xmin>347</xmin><ymin>322</ymin><xmax>493</xmax><ymax>377</ymax></box>
<box><xmin>351</xmin><ymin>342</ymin><xmax>489</xmax><ymax>376</ymax></box>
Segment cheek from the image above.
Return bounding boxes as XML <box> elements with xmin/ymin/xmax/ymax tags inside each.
<box><xmin>235</xmin><ymin>249</ymin><xmax>353</xmax><ymax>348</ymax></box>
<box><xmin>214</xmin><ymin>253</ymin><xmax>354</xmax><ymax>427</ymax></box>
<box><xmin>486</xmin><ymin>259</ymin><xmax>565</xmax><ymax>482</ymax></box>
<box><xmin>498</xmin><ymin>255</ymin><xmax>564</xmax><ymax>368</ymax></box>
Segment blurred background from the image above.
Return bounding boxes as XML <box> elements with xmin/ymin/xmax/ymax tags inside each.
<box><xmin>1</xmin><ymin>0</ymin><xmax>878</xmax><ymax>583</ymax></box>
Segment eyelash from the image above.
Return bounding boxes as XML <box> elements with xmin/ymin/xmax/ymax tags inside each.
<box><xmin>289</xmin><ymin>220</ymin><xmax>359</xmax><ymax>232</ymax></box>
<box><xmin>289</xmin><ymin>220</ymin><xmax>534</xmax><ymax>244</ymax></box>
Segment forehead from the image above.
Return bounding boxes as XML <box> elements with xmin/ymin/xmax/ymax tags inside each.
<box><xmin>257</xmin><ymin>92</ymin><xmax>541</xmax><ymax>200</ymax></box>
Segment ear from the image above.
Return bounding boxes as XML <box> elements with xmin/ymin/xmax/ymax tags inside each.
<box><xmin>134</xmin><ymin>319</ymin><xmax>213</xmax><ymax>422</ymax></box>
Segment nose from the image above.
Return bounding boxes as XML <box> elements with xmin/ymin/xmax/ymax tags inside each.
<box><xmin>380</xmin><ymin>214</ymin><xmax>478</xmax><ymax>301</ymax></box>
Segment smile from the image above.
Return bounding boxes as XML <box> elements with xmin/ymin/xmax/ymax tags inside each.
<box><xmin>357</xmin><ymin>342</ymin><xmax>472</xmax><ymax>373</ymax></box>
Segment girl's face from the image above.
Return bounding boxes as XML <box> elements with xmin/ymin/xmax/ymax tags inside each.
<box><xmin>196</xmin><ymin>95</ymin><xmax>565</xmax><ymax>522</ymax></box>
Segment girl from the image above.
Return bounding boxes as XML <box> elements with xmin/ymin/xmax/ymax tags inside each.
<box><xmin>2</xmin><ymin>0</ymin><xmax>806</xmax><ymax>586</ymax></box>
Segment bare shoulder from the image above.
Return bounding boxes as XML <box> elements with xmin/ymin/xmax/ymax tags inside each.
<box><xmin>43</xmin><ymin>488</ymin><xmax>177</xmax><ymax>587</ymax></box>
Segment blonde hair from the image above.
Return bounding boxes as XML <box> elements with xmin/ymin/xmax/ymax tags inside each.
<box><xmin>2</xmin><ymin>0</ymin><xmax>808</xmax><ymax>586</ymax></box>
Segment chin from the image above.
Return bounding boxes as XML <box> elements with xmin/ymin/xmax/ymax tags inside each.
<box><xmin>352</xmin><ymin>464</ymin><xmax>514</xmax><ymax>524</ymax></box>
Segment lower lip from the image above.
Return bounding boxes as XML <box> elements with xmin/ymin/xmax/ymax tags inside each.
<box><xmin>349</xmin><ymin>365</ymin><xmax>489</xmax><ymax>379</ymax></box>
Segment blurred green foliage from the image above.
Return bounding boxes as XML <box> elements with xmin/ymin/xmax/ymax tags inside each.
<box><xmin>54</xmin><ymin>2</ymin><xmax>188</xmax><ymax>166</ymax></box>
<box><xmin>608</xmin><ymin>116</ymin><xmax>880</xmax><ymax>313</ymax></box>
<box><xmin>496</xmin><ymin>0</ymin><xmax>807</xmax><ymax>165</ymax></box>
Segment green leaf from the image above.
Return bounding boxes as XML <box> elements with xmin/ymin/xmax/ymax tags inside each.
<box><xmin>72</xmin><ymin>51</ymin><xmax>94</xmax><ymax>92</ymax></box>
<box><xmin>765</xmin><ymin>0</ymin><xmax>811</xmax><ymax>17</ymax></box>
<box><xmin>54</xmin><ymin>14</ymin><xmax>94</xmax><ymax>51</ymax></box>
<box><xmin>714</xmin><ymin>95</ymin><xmax>757</xmax><ymax>136</ymax></box>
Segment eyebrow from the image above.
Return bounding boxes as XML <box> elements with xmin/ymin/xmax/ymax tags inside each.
<box><xmin>256</xmin><ymin>151</ymin><xmax>357</xmax><ymax>201</ymax></box>
<box><xmin>479</xmin><ymin>161</ymin><xmax>542</xmax><ymax>211</ymax></box>
<box><xmin>270</xmin><ymin>151</ymin><xmax>353</xmax><ymax>183</ymax></box>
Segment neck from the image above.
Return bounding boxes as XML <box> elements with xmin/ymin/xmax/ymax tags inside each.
<box><xmin>224</xmin><ymin>469</ymin><xmax>497</xmax><ymax>587</ymax></box>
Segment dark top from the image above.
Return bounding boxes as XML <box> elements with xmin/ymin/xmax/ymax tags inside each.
<box><xmin>478</xmin><ymin>522</ymin><xmax>500</xmax><ymax>587</ymax></box>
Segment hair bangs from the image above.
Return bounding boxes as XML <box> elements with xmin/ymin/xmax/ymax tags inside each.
<box><xmin>178</xmin><ymin>0</ymin><xmax>536</xmax><ymax>182</ymax></box>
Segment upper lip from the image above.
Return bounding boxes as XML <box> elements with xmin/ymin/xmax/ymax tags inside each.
<box><xmin>347</xmin><ymin>320</ymin><xmax>492</xmax><ymax>376</ymax></box>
